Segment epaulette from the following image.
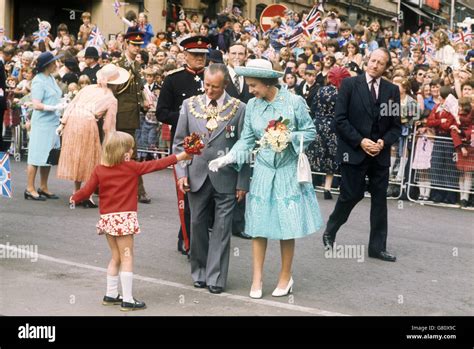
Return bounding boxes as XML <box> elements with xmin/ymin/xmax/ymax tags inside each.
<box><xmin>167</xmin><ymin>67</ymin><xmax>185</xmax><ymax>75</ymax></box>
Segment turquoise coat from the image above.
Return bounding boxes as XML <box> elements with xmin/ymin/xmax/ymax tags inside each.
<box><xmin>27</xmin><ymin>73</ymin><xmax>62</xmax><ymax>166</ymax></box>
<box><xmin>230</xmin><ymin>88</ymin><xmax>323</xmax><ymax>240</ymax></box>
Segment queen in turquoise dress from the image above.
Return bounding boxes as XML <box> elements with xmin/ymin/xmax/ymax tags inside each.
<box><xmin>209</xmin><ymin>59</ymin><xmax>323</xmax><ymax>299</ymax></box>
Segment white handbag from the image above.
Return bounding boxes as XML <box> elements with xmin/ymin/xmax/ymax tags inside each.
<box><xmin>297</xmin><ymin>134</ymin><xmax>312</xmax><ymax>184</ymax></box>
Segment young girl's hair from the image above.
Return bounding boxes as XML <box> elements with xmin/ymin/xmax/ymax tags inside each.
<box><xmin>78</xmin><ymin>74</ymin><xmax>91</xmax><ymax>87</ymax></box>
<box><xmin>101</xmin><ymin>132</ymin><xmax>135</xmax><ymax>166</ymax></box>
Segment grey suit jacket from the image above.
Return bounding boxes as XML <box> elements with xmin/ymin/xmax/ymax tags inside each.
<box><xmin>172</xmin><ymin>92</ymin><xmax>251</xmax><ymax>194</ymax></box>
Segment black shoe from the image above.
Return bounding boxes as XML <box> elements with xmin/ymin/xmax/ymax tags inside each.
<box><xmin>193</xmin><ymin>281</ymin><xmax>207</xmax><ymax>288</ymax></box>
<box><xmin>232</xmin><ymin>231</ymin><xmax>252</xmax><ymax>240</ymax></box>
<box><xmin>37</xmin><ymin>188</ymin><xmax>59</xmax><ymax>199</ymax></box>
<box><xmin>82</xmin><ymin>199</ymin><xmax>98</xmax><ymax>208</ymax></box>
<box><xmin>102</xmin><ymin>294</ymin><xmax>123</xmax><ymax>306</ymax></box>
<box><xmin>208</xmin><ymin>286</ymin><xmax>223</xmax><ymax>294</ymax></box>
<box><xmin>460</xmin><ymin>199</ymin><xmax>468</xmax><ymax>208</ymax></box>
<box><xmin>24</xmin><ymin>190</ymin><xmax>46</xmax><ymax>201</ymax></box>
<box><xmin>120</xmin><ymin>298</ymin><xmax>147</xmax><ymax>312</ymax></box>
<box><xmin>138</xmin><ymin>193</ymin><xmax>151</xmax><ymax>204</ymax></box>
<box><xmin>323</xmin><ymin>190</ymin><xmax>333</xmax><ymax>200</ymax></box>
<box><xmin>322</xmin><ymin>231</ymin><xmax>335</xmax><ymax>251</ymax></box>
<box><xmin>368</xmin><ymin>250</ymin><xmax>397</xmax><ymax>262</ymax></box>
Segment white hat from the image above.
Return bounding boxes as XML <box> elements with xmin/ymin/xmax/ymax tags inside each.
<box><xmin>96</xmin><ymin>64</ymin><xmax>130</xmax><ymax>85</ymax></box>
<box><xmin>234</xmin><ymin>59</ymin><xmax>284</xmax><ymax>79</ymax></box>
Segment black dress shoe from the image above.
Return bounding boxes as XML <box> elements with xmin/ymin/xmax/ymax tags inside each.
<box><xmin>208</xmin><ymin>286</ymin><xmax>223</xmax><ymax>294</ymax></box>
<box><xmin>138</xmin><ymin>193</ymin><xmax>151</xmax><ymax>204</ymax></box>
<box><xmin>102</xmin><ymin>294</ymin><xmax>123</xmax><ymax>306</ymax></box>
<box><xmin>232</xmin><ymin>231</ymin><xmax>252</xmax><ymax>240</ymax></box>
<box><xmin>24</xmin><ymin>190</ymin><xmax>46</xmax><ymax>201</ymax></box>
<box><xmin>193</xmin><ymin>281</ymin><xmax>207</xmax><ymax>288</ymax></box>
<box><xmin>368</xmin><ymin>250</ymin><xmax>397</xmax><ymax>262</ymax></box>
<box><xmin>120</xmin><ymin>298</ymin><xmax>147</xmax><ymax>312</ymax></box>
<box><xmin>322</xmin><ymin>231</ymin><xmax>335</xmax><ymax>250</ymax></box>
<box><xmin>37</xmin><ymin>188</ymin><xmax>59</xmax><ymax>199</ymax></box>
<box><xmin>323</xmin><ymin>190</ymin><xmax>333</xmax><ymax>200</ymax></box>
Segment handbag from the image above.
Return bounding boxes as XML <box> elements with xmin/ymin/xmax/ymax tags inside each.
<box><xmin>47</xmin><ymin>136</ymin><xmax>61</xmax><ymax>166</ymax></box>
<box><xmin>297</xmin><ymin>134</ymin><xmax>312</xmax><ymax>184</ymax></box>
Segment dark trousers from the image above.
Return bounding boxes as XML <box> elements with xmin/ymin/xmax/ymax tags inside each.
<box><xmin>120</xmin><ymin>128</ymin><xmax>147</xmax><ymax>196</ymax></box>
<box><xmin>326</xmin><ymin>157</ymin><xmax>389</xmax><ymax>253</ymax></box>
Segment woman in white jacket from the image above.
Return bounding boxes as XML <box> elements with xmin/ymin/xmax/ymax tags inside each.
<box><xmin>430</xmin><ymin>30</ymin><xmax>459</xmax><ymax>70</ymax></box>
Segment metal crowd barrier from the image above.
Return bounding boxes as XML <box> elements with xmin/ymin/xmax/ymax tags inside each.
<box><xmin>407</xmin><ymin>125</ymin><xmax>474</xmax><ymax>209</ymax></box>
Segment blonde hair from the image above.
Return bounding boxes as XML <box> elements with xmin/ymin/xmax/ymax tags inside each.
<box><xmin>101</xmin><ymin>132</ymin><xmax>135</xmax><ymax>166</ymax></box>
<box><xmin>78</xmin><ymin>74</ymin><xmax>91</xmax><ymax>87</ymax></box>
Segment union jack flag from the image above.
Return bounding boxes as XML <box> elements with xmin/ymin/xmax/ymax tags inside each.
<box><xmin>454</xmin><ymin>31</ymin><xmax>472</xmax><ymax>45</ymax></box>
<box><xmin>283</xmin><ymin>3</ymin><xmax>323</xmax><ymax>47</ymax></box>
<box><xmin>87</xmin><ymin>26</ymin><xmax>105</xmax><ymax>50</ymax></box>
<box><xmin>301</xmin><ymin>4</ymin><xmax>322</xmax><ymax>37</ymax></box>
<box><xmin>113</xmin><ymin>1</ymin><xmax>129</xmax><ymax>16</ymax></box>
<box><xmin>0</xmin><ymin>152</ymin><xmax>12</xmax><ymax>199</ymax></box>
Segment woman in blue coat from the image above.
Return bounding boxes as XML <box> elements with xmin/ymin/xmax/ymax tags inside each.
<box><xmin>25</xmin><ymin>52</ymin><xmax>66</xmax><ymax>201</ymax></box>
<box><xmin>209</xmin><ymin>59</ymin><xmax>323</xmax><ymax>299</ymax></box>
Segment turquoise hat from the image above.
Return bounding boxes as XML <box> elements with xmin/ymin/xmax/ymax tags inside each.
<box><xmin>234</xmin><ymin>59</ymin><xmax>284</xmax><ymax>79</ymax></box>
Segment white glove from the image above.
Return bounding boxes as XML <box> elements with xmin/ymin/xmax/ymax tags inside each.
<box><xmin>208</xmin><ymin>153</ymin><xmax>235</xmax><ymax>172</ymax></box>
<box><xmin>43</xmin><ymin>102</ymin><xmax>67</xmax><ymax>112</ymax></box>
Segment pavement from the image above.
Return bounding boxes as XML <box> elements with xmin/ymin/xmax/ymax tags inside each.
<box><xmin>0</xmin><ymin>160</ymin><xmax>473</xmax><ymax>316</ymax></box>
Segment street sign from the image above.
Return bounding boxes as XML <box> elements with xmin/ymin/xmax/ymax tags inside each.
<box><xmin>259</xmin><ymin>4</ymin><xmax>288</xmax><ymax>32</ymax></box>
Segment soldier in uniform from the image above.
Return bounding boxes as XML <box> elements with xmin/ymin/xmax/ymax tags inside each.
<box><xmin>156</xmin><ymin>36</ymin><xmax>210</xmax><ymax>255</ymax></box>
<box><xmin>114</xmin><ymin>31</ymin><xmax>151</xmax><ymax>203</ymax></box>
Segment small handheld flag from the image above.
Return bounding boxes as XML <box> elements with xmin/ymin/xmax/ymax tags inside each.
<box><xmin>0</xmin><ymin>152</ymin><xmax>12</xmax><ymax>199</ymax></box>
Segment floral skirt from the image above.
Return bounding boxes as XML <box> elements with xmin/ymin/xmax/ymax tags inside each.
<box><xmin>96</xmin><ymin>211</ymin><xmax>141</xmax><ymax>236</ymax></box>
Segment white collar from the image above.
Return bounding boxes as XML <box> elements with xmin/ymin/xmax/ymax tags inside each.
<box><xmin>366</xmin><ymin>72</ymin><xmax>381</xmax><ymax>86</ymax></box>
<box><xmin>205</xmin><ymin>92</ymin><xmax>226</xmax><ymax>107</ymax></box>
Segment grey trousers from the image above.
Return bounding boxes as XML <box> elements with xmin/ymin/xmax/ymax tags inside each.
<box><xmin>188</xmin><ymin>177</ymin><xmax>236</xmax><ymax>289</ymax></box>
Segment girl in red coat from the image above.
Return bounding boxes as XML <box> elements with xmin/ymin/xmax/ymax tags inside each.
<box><xmin>71</xmin><ymin>131</ymin><xmax>192</xmax><ymax>311</ymax></box>
<box><xmin>426</xmin><ymin>86</ymin><xmax>459</xmax><ymax>204</ymax></box>
<box><xmin>451</xmin><ymin>97</ymin><xmax>474</xmax><ymax>209</ymax></box>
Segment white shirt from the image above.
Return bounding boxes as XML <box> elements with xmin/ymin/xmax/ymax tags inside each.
<box><xmin>228</xmin><ymin>66</ymin><xmax>243</xmax><ymax>93</ymax></box>
<box><xmin>365</xmin><ymin>72</ymin><xmax>381</xmax><ymax>100</ymax></box>
<box><xmin>205</xmin><ymin>92</ymin><xmax>226</xmax><ymax>108</ymax></box>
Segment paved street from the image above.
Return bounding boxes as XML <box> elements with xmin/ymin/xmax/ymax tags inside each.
<box><xmin>1</xmin><ymin>160</ymin><xmax>473</xmax><ymax>316</ymax></box>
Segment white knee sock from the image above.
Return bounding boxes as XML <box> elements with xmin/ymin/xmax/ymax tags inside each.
<box><xmin>106</xmin><ymin>274</ymin><xmax>119</xmax><ymax>298</ymax></box>
<box><xmin>120</xmin><ymin>272</ymin><xmax>134</xmax><ymax>303</ymax></box>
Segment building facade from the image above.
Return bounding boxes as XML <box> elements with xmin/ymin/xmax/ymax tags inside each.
<box><xmin>0</xmin><ymin>0</ymin><xmax>472</xmax><ymax>40</ymax></box>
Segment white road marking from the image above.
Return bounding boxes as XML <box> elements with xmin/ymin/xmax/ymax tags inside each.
<box><xmin>1</xmin><ymin>244</ymin><xmax>348</xmax><ymax>316</ymax></box>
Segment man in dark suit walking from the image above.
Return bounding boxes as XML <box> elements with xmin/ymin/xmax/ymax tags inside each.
<box><xmin>225</xmin><ymin>42</ymin><xmax>253</xmax><ymax>239</ymax></box>
<box><xmin>323</xmin><ymin>48</ymin><xmax>401</xmax><ymax>262</ymax></box>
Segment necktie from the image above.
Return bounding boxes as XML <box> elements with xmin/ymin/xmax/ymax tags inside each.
<box><xmin>234</xmin><ymin>75</ymin><xmax>241</xmax><ymax>94</ymax></box>
<box><xmin>210</xmin><ymin>99</ymin><xmax>217</xmax><ymax>107</ymax></box>
<box><xmin>370</xmin><ymin>79</ymin><xmax>377</xmax><ymax>102</ymax></box>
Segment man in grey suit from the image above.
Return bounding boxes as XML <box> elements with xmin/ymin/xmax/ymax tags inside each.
<box><xmin>173</xmin><ymin>64</ymin><xmax>251</xmax><ymax>294</ymax></box>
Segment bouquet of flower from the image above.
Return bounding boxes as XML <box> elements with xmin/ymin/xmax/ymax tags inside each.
<box><xmin>257</xmin><ymin>117</ymin><xmax>291</xmax><ymax>153</ymax></box>
<box><xmin>183</xmin><ymin>132</ymin><xmax>205</xmax><ymax>155</ymax></box>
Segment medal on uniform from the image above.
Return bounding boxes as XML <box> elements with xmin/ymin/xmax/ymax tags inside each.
<box><xmin>225</xmin><ymin>125</ymin><xmax>236</xmax><ymax>138</ymax></box>
<box><xmin>194</xmin><ymin>75</ymin><xmax>201</xmax><ymax>82</ymax></box>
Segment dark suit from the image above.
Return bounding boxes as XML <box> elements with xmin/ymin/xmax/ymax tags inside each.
<box><xmin>225</xmin><ymin>67</ymin><xmax>254</xmax><ymax>234</ymax></box>
<box><xmin>225</xmin><ymin>77</ymin><xmax>253</xmax><ymax>104</ymax></box>
<box><xmin>210</xmin><ymin>30</ymin><xmax>232</xmax><ymax>53</ymax></box>
<box><xmin>295</xmin><ymin>81</ymin><xmax>318</xmax><ymax>109</ymax></box>
<box><xmin>82</xmin><ymin>64</ymin><xmax>101</xmax><ymax>85</ymax></box>
<box><xmin>325</xmin><ymin>74</ymin><xmax>401</xmax><ymax>254</ymax></box>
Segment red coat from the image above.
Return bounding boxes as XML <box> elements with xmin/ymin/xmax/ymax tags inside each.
<box><xmin>72</xmin><ymin>155</ymin><xmax>177</xmax><ymax>214</ymax></box>
<box><xmin>426</xmin><ymin>103</ymin><xmax>457</xmax><ymax>135</ymax></box>
<box><xmin>451</xmin><ymin>111</ymin><xmax>474</xmax><ymax>172</ymax></box>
